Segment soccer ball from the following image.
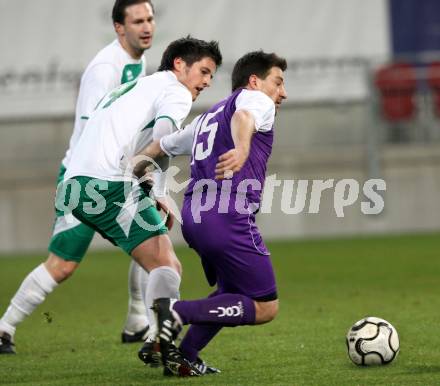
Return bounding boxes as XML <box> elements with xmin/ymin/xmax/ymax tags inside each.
<box><xmin>346</xmin><ymin>316</ymin><xmax>399</xmax><ymax>366</ymax></box>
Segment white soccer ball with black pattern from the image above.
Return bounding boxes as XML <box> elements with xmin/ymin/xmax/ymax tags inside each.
<box><xmin>346</xmin><ymin>317</ymin><xmax>399</xmax><ymax>366</ymax></box>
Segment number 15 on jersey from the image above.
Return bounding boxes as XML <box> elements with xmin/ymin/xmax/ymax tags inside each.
<box><xmin>192</xmin><ymin>105</ymin><xmax>224</xmax><ymax>163</ymax></box>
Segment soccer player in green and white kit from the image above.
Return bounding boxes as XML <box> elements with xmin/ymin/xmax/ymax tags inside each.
<box><xmin>59</xmin><ymin>37</ymin><xmax>221</xmax><ymax>375</ymax></box>
<box><xmin>0</xmin><ymin>0</ymin><xmax>156</xmax><ymax>354</ymax></box>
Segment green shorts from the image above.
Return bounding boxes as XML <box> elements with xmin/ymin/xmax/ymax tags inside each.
<box><xmin>56</xmin><ymin>176</ymin><xmax>168</xmax><ymax>255</ymax></box>
<box><xmin>48</xmin><ymin>164</ymin><xmax>95</xmax><ymax>263</ymax></box>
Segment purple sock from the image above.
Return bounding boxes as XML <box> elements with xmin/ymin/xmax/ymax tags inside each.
<box><xmin>179</xmin><ymin>324</ymin><xmax>222</xmax><ymax>362</ymax></box>
<box><xmin>173</xmin><ymin>293</ymin><xmax>256</xmax><ymax>326</ymax></box>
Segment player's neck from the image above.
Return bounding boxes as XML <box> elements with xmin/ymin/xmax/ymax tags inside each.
<box><xmin>118</xmin><ymin>38</ymin><xmax>143</xmax><ymax>60</ymax></box>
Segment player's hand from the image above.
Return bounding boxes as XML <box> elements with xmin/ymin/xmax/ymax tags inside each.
<box><xmin>139</xmin><ymin>175</ymin><xmax>154</xmax><ymax>196</ymax></box>
<box><xmin>156</xmin><ymin>197</ymin><xmax>175</xmax><ymax>230</ymax></box>
<box><xmin>215</xmin><ymin>148</ymin><xmax>247</xmax><ymax>180</ymax></box>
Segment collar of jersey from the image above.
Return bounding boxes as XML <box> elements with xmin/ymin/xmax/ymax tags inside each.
<box><xmin>113</xmin><ymin>39</ymin><xmax>143</xmax><ymax>64</ymax></box>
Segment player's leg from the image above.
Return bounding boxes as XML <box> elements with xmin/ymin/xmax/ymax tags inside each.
<box><xmin>175</xmin><ymin>213</ymin><xmax>225</xmax><ymax>367</ymax></box>
<box><xmin>152</xmin><ymin>293</ymin><xmax>277</xmax><ymax>376</ymax></box>
<box><xmin>177</xmin><ymin>288</ymin><xmax>223</xmax><ymax>374</ymax></box>
<box><xmin>0</xmin><ymin>218</ymin><xmax>93</xmax><ymax>354</ymax></box>
<box><xmin>151</xmin><ymin>293</ymin><xmax>276</xmax><ymax>374</ymax></box>
<box><xmin>65</xmin><ymin>177</ymin><xmax>198</xmax><ymax>374</ymax></box>
<box><xmin>175</xmin><ymin>302</ymin><xmax>277</xmax><ymax>376</ymax></box>
<box><xmin>166</xmin><ymin>253</ymin><xmax>277</xmax><ymax>326</ymax></box>
<box><xmin>0</xmin><ymin>256</ymin><xmax>60</xmax><ymax>354</ymax></box>
<box><xmin>173</xmin><ymin>283</ymin><xmax>278</xmax><ymax>327</ymax></box>
<box><xmin>46</xmin><ymin>163</ymin><xmax>89</xmax><ymax>284</ymax></box>
<box><xmin>178</xmin><ymin>287</ymin><xmax>222</xmax><ymax>363</ymax></box>
<box><xmin>131</xmin><ymin>233</ymin><xmax>182</xmax><ymax>337</ymax></box>
<box><xmin>160</xmin><ymin>205</ymin><xmax>278</xmax><ymax>367</ymax></box>
<box><xmin>152</xmin><ymin>266</ymin><xmax>260</xmax><ymax>374</ymax></box>
<box><xmin>54</xmin><ymin>202</ymin><xmax>151</xmax><ymax>345</ymax></box>
<box><xmin>172</xmin><ymin>294</ymin><xmax>277</xmax><ymax>329</ymax></box>
<box><xmin>121</xmin><ymin>260</ymin><xmax>149</xmax><ymax>343</ymax></box>
<box><xmin>65</xmin><ymin>177</ymin><xmax>180</xmax><ymax>326</ymax></box>
<box><xmin>126</xmin><ymin>206</ymin><xmax>201</xmax><ymax>374</ymax></box>
<box><xmin>177</xmin><ymin>291</ymin><xmax>277</xmax><ymax>369</ymax></box>
<box><xmin>254</xmin><ymin>298</ymin><xmax>279</xmax><ymax>324</ymax></box>
<box><xmin>133</xmin><ymin>235</ymin><xmax>183</xmax><ymax>367</ymax></box>
<box><xmin>0</xmin><ymin>163</ymin><xmax>95</xmax><ymax>354</ymax></box>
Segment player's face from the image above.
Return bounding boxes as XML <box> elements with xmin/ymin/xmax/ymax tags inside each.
<box><xmin>257</xmin><ymin>67</ymin><xmax>287</xmax><ymax>110</ymax></box>
<box><xmin>175</xmin><ymin>57</ymin><xmax>217</xmax><ymax>101</ymax></box>
<box><xmin>116</xmin><ymin>2</ymin><xmax>155</xmax><ymax>58</ymax></box>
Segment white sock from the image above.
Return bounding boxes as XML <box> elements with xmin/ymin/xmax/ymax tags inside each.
<box><xmin>0</xmin><ymin>263</ymin><xmax>58</xmax><ymax>337</ymax></box>
<box><xmin>123</xmin><ymin>260</ymin><xmax>149</xmax><ymax>333</ymax></box>
<box><xmin>144</xmin><ymin>266</ymin><xmax>181</xmax><ymax>337</ymax></box>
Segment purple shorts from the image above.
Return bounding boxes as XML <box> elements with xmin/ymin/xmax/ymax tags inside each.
<box><xmin>181</xmin><ymin>198</ymin><xmax>277</xmax><ymax>300</ymax></box>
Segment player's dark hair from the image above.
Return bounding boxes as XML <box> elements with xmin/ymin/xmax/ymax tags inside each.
<box><xmin>112</xmin><ymin>0</ymin><xmax>154</xmax><ymax>25</ymax></box>
<box><xmin>158</xmin><ymin>36</ymin><xmax>222</xmax><ymax>71</ymax></box>
<box><xmin>231</xmin><ymin>51</ymin><xmax>287</xmax><ymax>91</ymax></box>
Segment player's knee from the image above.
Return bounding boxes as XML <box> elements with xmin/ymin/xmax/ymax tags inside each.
<box><xmin>263</xmin><ymin>300</ymin><xmax>279</xmax><ymax>322</ymax></box>
<box><xmin>132</xmin><ymin>235</ymin><xmax>182</xmax><ymax>277</ymax></box>
<box><xmin>254</xmin><ymin>299</ymin><xmax>279</xmax><ymax>324</ymax></box>
<box><xmin>268</xmin><ymin>300</ymin><xmax>279</xmax><ymax>321</ymax></box>
<box><xmin>45</xmin><ymin>254</ymin><xmax>78</xmax><ymax>283</ymax></box>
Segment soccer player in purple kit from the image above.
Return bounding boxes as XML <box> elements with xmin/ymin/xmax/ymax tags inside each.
<box><xmin>136</xmin><ymin>51</ymin><xmax>287</xmax><ymax>376</ymax></box>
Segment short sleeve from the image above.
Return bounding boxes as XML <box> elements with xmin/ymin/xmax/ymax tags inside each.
<box><xmin>235</xmin><ymin>89</ymin><xmax>275</xmax><ymax>132</ymax></box>
<box><xmin>154</xmin><ymin>83</ymin><xmax>193</xmax><ymax>131</ymax></box>
<box><xmin>160</xmin><ymin>115</ymin><xmax>199</xmax><ymax>157</ymax></box>
<box><xmin>77</xmin><ymin>63</ymin><xmax>119</xmax><ymax>118</ymax></box>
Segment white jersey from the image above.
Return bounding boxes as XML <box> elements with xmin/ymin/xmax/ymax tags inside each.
<box><xmin>65</xmin><ymin>71</ymin><xmax>192</xmax><ymax>181</ymax></box>
<box><xmin>62</xmin><ymin>40</ymin><xmax>146</xmax><ymax>167</ymax></box>
<box><xmin>160</xmin><ymin>89</ymin><xmax>274</xmax><ymax>157</ymax></box>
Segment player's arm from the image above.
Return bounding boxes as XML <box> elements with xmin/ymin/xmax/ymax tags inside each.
<box><xmin>134</xmin><ymin>116</ymin><xmax>197</xmax><ymax>175</ymax></box>
<box><xmin>130</xmin><ymin>119</ymin><xmax>176</xmax><ymax>229</ymax></box>
<box><xmin>133</xmin><ymin>81</ymin><xmax>191</xmax><ymax>178</ymax></box>
<box><xmin>215</xmin><ymin>90</ymin><xmax>275</xmax><ymax>180</ymax></box>
<box><xmin>135</xmin><ymin>85</ymin><xmax>192</xmax><ymax>228</ymax></box>
<box><xmin>132</xmin><ymin>119</ymin><xmax>197</xmax><ymax>218</ymax></box>
<box><xmin>214</xmin><ymin>110</ymin><xmax>255</xmax><ymax>179</ymax></box>
<box><xmin>133</xmin><ymin>118</ymin><xmax>174</xmax><ymax>173</ymax></box>
<box><xmin>133</xmin><ymin>93</ymin><xmax>196</xmax><ymax>178</ymax></box>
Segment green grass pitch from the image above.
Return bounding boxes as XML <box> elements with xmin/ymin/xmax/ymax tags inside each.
<box><xmin>1</xmin><ymin>233</ymin><xmax>440</xmax><ymax>385</ymax></box>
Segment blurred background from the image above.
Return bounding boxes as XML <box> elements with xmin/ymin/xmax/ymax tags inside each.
<box><xmin>1</xmin><ymin>0</ymin><xmax>439</xmax><ymax>254</ymax></box>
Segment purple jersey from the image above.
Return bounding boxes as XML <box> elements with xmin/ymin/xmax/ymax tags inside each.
<box><xmin>185</xmin><ymin>88</ymin><xmax>274</xmax><ymax>210</ymax></box>
<box><xmin>181</xmin><ymin>88</ymin><xmax>278</xmax><ymax>299</ymax></box>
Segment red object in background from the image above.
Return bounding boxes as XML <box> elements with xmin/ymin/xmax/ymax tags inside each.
<box><xmin>427</xmin><ymin>61</ymin><xmax>440</xmax><ymax>116</ymax></box>
<box><xmin>374</xmin><ymin>63</ymin><xmax>417</xmax><ymax>122</ymax></box>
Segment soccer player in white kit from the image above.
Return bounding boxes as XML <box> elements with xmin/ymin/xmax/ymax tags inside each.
<box><xmin>59</xmin><ymin>36</ymin><xmax>221</xmax><ymax>375</ymax></box>
<box><xmin>0</xmin><ymin>0</ymin><xmax>156</xmax><ymax>354</ymax></box>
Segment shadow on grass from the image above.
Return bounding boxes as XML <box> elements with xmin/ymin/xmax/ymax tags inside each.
<box><xmin>397</xmin><ymin>364</ymin><xmax>440</xmax><ymax>375</ymax></box>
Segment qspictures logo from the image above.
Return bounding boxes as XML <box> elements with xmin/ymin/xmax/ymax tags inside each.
<box><xmin>55</xmin><ymin>156</ymin><xmax>386</xmax><ymax>231</ymax></box>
